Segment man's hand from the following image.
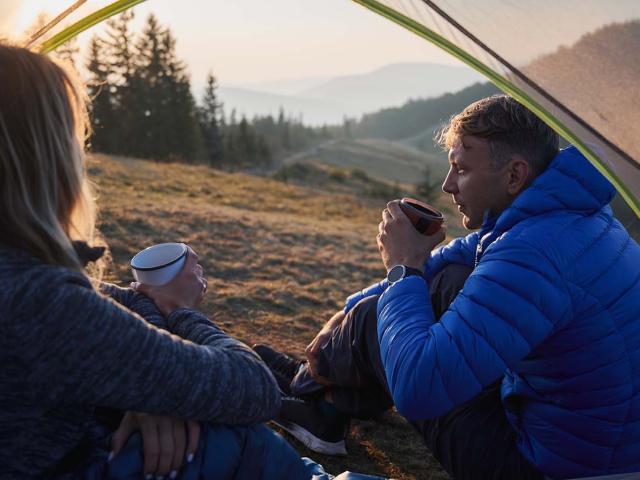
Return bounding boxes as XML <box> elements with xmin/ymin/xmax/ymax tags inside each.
<box><xmin>132</xmin><ymin>246</ymin><xmax>207</xmax><ymax>317</ymax></box>
<box><xmin>110</xmin><ymin>411</ymin><xmax>200</xmax><ymax>479</ymax></box>
<box><xmin>305</xmin><ymin>310</ymin><xmax>346</xmax><ymax>385</ymax></box>
<box><xmin>377</xmin><ymin>200</ymin><xmax>446</xmax><ymax>272</ymax></box>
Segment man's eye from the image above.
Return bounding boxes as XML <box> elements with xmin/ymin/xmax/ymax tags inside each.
<box><xmin>456</xmin><ymin>168</ymin><xmax>464</xmax><ymax>175</ymax></box>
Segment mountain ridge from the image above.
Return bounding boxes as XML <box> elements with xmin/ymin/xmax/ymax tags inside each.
<box><xmin>215</xmin><ymin>62</ymin><xmax>482</xmax><ymax>125</ymax></box>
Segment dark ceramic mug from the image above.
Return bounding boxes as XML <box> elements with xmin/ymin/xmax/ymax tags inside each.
<box><xmin>399</xmin><ymin>197</ymin><xmax>444</xmax><ymax>235</ymax></box>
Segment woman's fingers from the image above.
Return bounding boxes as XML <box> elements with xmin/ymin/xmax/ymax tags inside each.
<box><xmin>186</xmin><ymin>420</ymin><xmax>200</xmax><ymax>463</ymax></box>
<box><xmin>156</xmin><ymin>416</ymin><xmax>175</xmax><ymax>476</ymax></box>
<box><xmin>139</xmin><ymin>415</ymin><xmax>160</xmax><ymax>478</ymax></box>
<box><xmin>110</xmin><ymin>412</ymin><xmax>135</xmax><ymax>459</ymax></box>
<box><xmin>112</xmin><ymin>413</ymin><xmax>198</xmax><ymax>478</ymax></box>
<box><xmin>170</xmin><ymin>418</ymin><xmax>187</xmax><ymax>476</ymax></box>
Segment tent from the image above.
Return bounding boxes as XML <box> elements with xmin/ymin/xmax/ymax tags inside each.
<box><xmin>6</xmin><ymin>0</ymin><xmax>640</xmax><ymax>235</ymax></box>
<box><xmin>352</xmin><ymin>0</ymin><xmax>640</xmax><ymax>236</ymax></box>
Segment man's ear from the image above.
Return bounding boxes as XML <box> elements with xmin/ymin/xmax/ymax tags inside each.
<box><xmin>507</xmin><ymin>154</ymin><xmax>531</xmax><ymax>196</ymax></box>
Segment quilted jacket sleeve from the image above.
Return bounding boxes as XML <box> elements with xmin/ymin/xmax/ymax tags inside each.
<box><xmin>423</xmin><ymin>232</ymin><xmax>479</xmax><ymax>281</ymax></box>
<box><xmin>344</xmin><ymin>278</ymin><xmax>389</xmax><ymax>313</ymax></box>
<box><xmin>344</xmin><ymin>233</ymin><xmax>479</xmax><ymax>314</ymax></box>
<box><xmin>377</xmin><ymin>239</ymin><xmax>572</xmax><ymax>420</ymax></box>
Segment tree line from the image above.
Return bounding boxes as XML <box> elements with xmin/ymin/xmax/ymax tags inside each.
<box><xmin>350</xmin><ymin>82</ymin><xmax>500</xmax><ymax>142</ymax></box>
<box><xmin>84</xmin><ymin>13</ymin><xmax>329</xmax><ymax>169</ymax></box>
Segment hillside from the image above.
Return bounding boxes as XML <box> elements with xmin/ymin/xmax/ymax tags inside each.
<box><xmin>524</xmin><ymin>20</ymin><xmax>640</xmax><ymax>161</ymax></box>
<box><xmin>352</xmin><ymin>82</ymin><xmax>500</xmax><ymax>142</ymax></box>
<box><xmin>281</xmin><ymin>138</ymin><xmax>449</xmax><ymax>186</ymax></box>
<box><xmin>276</xmin><ymin>83</ymin><xmax>498</xmax><ymax>193</ymax></box>
<box><xmin>91</xmin><ymin>153</ymin><xmax>458</xmax><ymax>480</ymax></box>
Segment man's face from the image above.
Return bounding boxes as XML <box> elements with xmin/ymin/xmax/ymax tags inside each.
<box><xmin>442</xmin><ymin>135</ymin><xmax>512</xmax><ymax>230</ymax></box>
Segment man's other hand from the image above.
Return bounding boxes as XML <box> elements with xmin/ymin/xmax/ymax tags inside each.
<box><xmin>305</xmin><ymin>310</ymin><xmax>346</xmax><ymax>385</ymax></box>
<box><xmin>377</xmin><ymin>200</ymin><xmax>446</xmax><ymax>272</ymax></box>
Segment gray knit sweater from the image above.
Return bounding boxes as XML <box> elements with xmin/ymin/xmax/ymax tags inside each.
<box><xmin>0</xmin><ymin>246</ymin><xmax>281</xmax><ymax>478</ymax></box>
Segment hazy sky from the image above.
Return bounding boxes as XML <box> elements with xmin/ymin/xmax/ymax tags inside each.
<box><xmin>2</xmin><ymin>0</ymin><xmax>461</xmax><ymax>84</ymax></box>
<box><xmin>4</xmin><ymin>0</ymin><xmax>637</xmax><ymax>86</ymax></box>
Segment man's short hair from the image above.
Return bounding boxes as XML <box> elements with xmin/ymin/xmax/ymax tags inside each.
<box><xmin>437</xmin><ymin>95</ymin><xmax>559</xmax><ymax>176</ymax></box>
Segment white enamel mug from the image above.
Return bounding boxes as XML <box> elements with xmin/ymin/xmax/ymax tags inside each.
<box><xmin>130</xmin><ymin>243</ymin><xmax>187</xmax><ymax>286</ymax></box>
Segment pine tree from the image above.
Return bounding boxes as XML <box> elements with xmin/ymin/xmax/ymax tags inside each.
<box><xmin>130</xmin><ymin>14</ymin><xmax>166</xmax><ymax>159</ymax></box>
<box><xmin>159</xmin><ymin>28</ymin><xmax>203</xmax><ymax>162</ymax></box>
<box><xmin>199</xmin><ymin>71</ymin><xmax>224</xmax><ymax>166</ymax></box>
<box><xmin>105</xmin><ymin>10</ymin><xmax>136</xmax><ymax>83</ymax></box>
<box><xmin>103</xmin><ymin>11</ymin><xmax>136</xmax><ymax>154</ymax></box>
<box><xmin>278</xmin><ymin>107</ymin><xmax>291</xmax><ymax>150</ymax></box>
<box><xmin>86</xmin><ymin>35</ymin><xmax>115</xmax><ymax>152</ymax></box>
<box><xmin>256</xmin><ymin>135</ymin><xmax>272</xmax><ymax>166</ymax></box>
<box><xmin>238</xmin><ymin>116</ymin><xmax>257</xmax><ymax>167</ymax></box>
<box><xmin>127</xmin><ymin>15</ymin><xmax>201</xmax><ymax>162</ymax></box>
<box><xmin>223</xmin><ymin>109</ymin><xmax>239</xmax><ymax>168</ymax></box>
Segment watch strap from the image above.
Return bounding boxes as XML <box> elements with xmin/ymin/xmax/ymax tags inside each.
<box><xmin>387</xmin><ymin>265</ymin><xmax>423</xmax><ymax>284</ymax></box>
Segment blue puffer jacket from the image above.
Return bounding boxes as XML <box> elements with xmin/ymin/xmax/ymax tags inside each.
<box><xmin>347</xmin><ymin>147</ymin><xmax>640</xmax><ymax>479</ymax></box>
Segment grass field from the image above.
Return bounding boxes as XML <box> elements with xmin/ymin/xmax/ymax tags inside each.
<box><xmin>92</xmin><ymin>153</ymin><xmax>458</xmax><ymax>479</ymax></box>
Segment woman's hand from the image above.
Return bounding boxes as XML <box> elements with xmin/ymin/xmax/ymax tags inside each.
<box><xmin>132</xmin><ymin>246</ymin><xmax>207</xmax><ymax>317</ymax></box>
<box><xmin>110</xmin><ymin>411</ymin><xmax>200</xmax><ymax>479</ymax></box>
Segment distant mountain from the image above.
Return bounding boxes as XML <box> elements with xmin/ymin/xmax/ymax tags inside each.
<box><xmin>216</xmin><ymin>62</ymin><xmax>482</xmax><ymax>125</ymax></box>
<box><xmin>301</xmin><ymin>62</ymin><xmax>482</xmax><ymax>113</ymax></box>
<box><xmin>231</xmin><ymin>76</ymin><xmax>331</xmax><ymax>96</ymax></box>
<box><xmin>217</xmin><ymin>86</ymin><xmax>346</xmax><ymax>125</ymax></box>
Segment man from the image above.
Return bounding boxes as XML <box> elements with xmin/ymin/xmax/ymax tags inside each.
<box><xmin>256</xmin><ymin>95</ymin><xmax>640</xmax><ymax>479</ymax></box>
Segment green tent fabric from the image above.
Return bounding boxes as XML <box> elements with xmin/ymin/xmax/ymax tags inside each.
<box><xmin>1</xmin><ymin>0</ymin><xmax>144</xmax><ymax>51</ymax></box>
<box><xmin>354</xmin><ymin>0</ymin><xmax>640</xmax><ymax>234</ymax></box>
<box><xmin>5</xmin><ymin>0</ymin><xmax>640</xmax><ymax>234</ymax></box>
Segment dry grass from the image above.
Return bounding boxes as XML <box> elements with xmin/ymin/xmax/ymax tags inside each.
<box><xmin>91</xmin><ymin>153</ymin><xmax>455</xmax><ymax>479</ymax></box>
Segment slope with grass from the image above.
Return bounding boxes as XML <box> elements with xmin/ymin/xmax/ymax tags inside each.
<box><xmin>92</xmin><ymin>153</ymin><xmax>455</xmax><ymax>480</ymax></box>
<box><xmin>281</xmin><ymin>138</ymin><xmax>448</xmax><ymax>187</ymax></box>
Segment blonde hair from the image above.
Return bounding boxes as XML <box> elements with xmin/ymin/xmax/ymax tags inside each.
<box><xmin>0</xmin><ymin>43</ymin><xmax>96</xmax><ymax>270</ymax></box>
<box><xmin>437</xmin><ymin>95</ymin><xmax>559</xmax><ymax>176</ymax></box>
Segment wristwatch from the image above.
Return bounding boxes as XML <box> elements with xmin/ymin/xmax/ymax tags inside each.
<box><xmin>387</xmin><ymin>265</ymin><xmax>423</xmax><ymax>284</ymax></box>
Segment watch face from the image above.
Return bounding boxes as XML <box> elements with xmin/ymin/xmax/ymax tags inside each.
<box><xmin>387</xmin><ymin>265</ymin><xmax>405</xmax><ymax>283</ymax></box>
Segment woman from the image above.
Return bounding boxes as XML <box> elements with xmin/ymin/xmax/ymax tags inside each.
<box><xmin>0</xmin><ymin>43</ymin><xmax>338</xmax><ymax>480</ymax></box>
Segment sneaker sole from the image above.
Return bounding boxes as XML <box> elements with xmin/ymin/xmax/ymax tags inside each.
<box><xmin>272</xmin><ymin>419</ymin><xmax>348</xmax><ymax>456</ymax></box>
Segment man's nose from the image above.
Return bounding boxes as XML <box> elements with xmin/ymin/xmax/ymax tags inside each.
<box><xmin>442</xmin><ymin>169</ymin><xmax>457</xmax><ymax>194</ymax></box>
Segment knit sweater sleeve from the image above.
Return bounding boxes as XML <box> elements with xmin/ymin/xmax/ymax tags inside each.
<box><xmin>16</xmin><ymin>268</ymin><xmax>280</xmax><ymax>425</ymax></box>
<box><xmin>99</xmin><ymin>282</ymin><xmax>168</xmax><ymax>331</ymax></box>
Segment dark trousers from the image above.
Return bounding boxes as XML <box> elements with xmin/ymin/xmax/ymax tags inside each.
<box><xmin>290</xmin><ymin>265</ymin><xmax>543</xmax><ymax>480</ymax></box>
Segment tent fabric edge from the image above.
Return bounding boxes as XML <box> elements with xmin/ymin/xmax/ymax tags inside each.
<box><xmin>38</xmin><ymin>0</ymin><xmax>147</xmax><ymax>53</ymax></box>
<box><xmin>351</xmin><ymin>0</ymin><xmax>640</xmax><ymax>219</ymax></box>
